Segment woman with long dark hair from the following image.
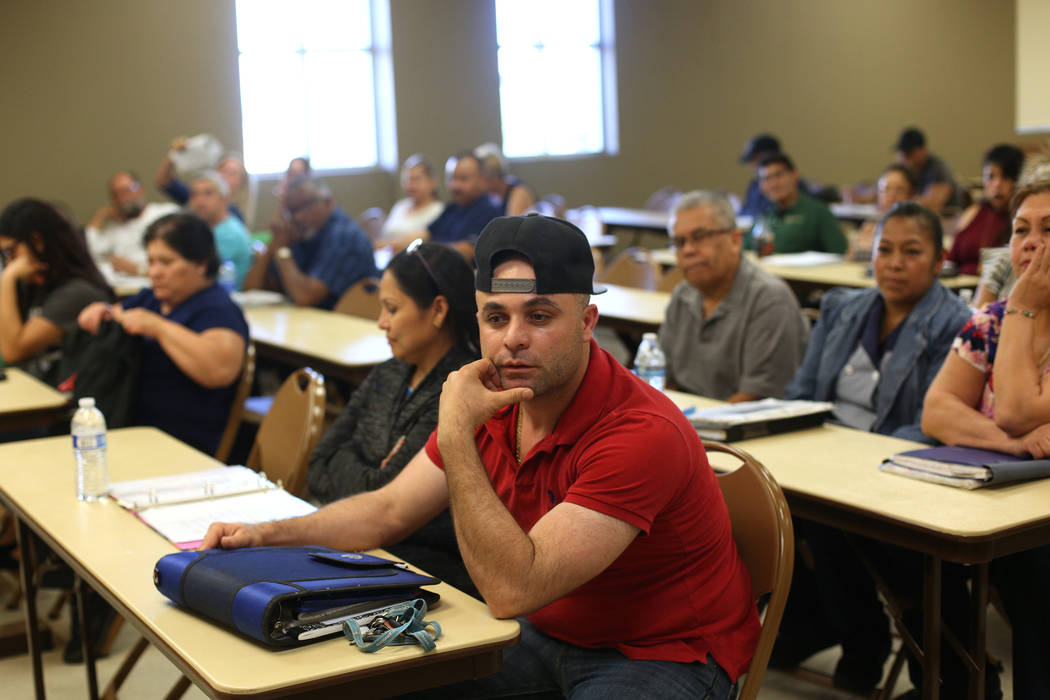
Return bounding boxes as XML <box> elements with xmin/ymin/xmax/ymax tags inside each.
<box><xmin>307</xmin><ymin>240</ymin><xmax>479</xmax><ymax>594</ymax></box>
<box><xmin>0</xmin><ymin>198</ymin><xmax>111</xmax><ymax>384</ymax></box>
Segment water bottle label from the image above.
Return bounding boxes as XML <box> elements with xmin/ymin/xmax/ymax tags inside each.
<box><xmin>74</xmin><ymin>434</ymin><xmax>106</xmax><ymax>450</ymax></box>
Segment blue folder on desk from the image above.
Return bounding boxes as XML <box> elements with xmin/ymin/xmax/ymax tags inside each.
<box><xmin>154</xmin><ymin>545</ymin><xmax>439</xmax><ymax>647</ymax></box>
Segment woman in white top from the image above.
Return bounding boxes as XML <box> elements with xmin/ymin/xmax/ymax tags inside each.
<box><xmin>378</xmin><ymin>154</ymin><xmax>444</xmax><ymax>245</ymax></box>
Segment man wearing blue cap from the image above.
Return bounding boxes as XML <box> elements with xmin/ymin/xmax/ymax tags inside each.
<box><xmin>204</xmin><ymin>215</ymin><xmax>758</xmax><ymax>699</ymax></box>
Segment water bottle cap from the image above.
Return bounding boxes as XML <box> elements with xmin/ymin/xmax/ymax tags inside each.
<box><xmin>641</xmin><ymin>332</ymin><xmax>658</xmax><ymax>342</ymax></box>
<box><xmin>78</xmin><ymin>397</ymin><xmax>95</xmax><ymax>408</ymax></box>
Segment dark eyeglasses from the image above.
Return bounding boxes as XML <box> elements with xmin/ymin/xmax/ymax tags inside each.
<box><xmin>406</xmin><ymin>238</ymin><xmax>440</xmax><ymax>289</ymax></box>
<box><xmin>671</xmin><ymin>227</ymin><xmax>732</xmax><ymax>249</ymax></box>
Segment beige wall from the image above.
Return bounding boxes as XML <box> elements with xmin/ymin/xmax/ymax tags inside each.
<box><xmin>0</xmin><ymin>0</ymin><xmax>1034</xmax><ymax>228</ymax></box>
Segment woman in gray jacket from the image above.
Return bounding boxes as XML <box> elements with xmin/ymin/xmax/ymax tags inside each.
<box><xmin>306</xmin><ymin>241</ymin><xmax>479</xmax><ymax>594</ymax></box>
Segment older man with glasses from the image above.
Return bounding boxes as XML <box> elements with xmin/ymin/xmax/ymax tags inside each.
<box><xmin>243</xmin><ymin>175</ymin><xmax>376</xmax><ymax>309</ymax></box>
<box><xmin>658</xmin><ymin>190</ymin><xmax>809</xmax><ymax>402</ymax></box>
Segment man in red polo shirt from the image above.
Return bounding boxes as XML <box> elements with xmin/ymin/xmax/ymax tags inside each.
<box><xmin>203</xmin><ymin>215</ymin><xmax>759</xmax><ymax>699</ymax></box>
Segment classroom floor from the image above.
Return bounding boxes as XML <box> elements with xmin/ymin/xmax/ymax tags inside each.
<box><xmin>0</xmin><ymin>568</ymin><xmax>1014</xmax><ymax>699</ymax></box>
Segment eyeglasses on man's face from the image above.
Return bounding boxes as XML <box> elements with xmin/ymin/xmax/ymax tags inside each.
<box><xmin>672</xmin><ymin>227</ymin><xmax>732</xmax><ymax>249</ymax></box>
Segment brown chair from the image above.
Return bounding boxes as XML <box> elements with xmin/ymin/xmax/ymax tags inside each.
<box><xmin>357</xmin><ymin>206</ymin><xmax>386</xmax><ymax>244</ymax></box>
<box><xmin>213</xmin><ymin>342</ymin><xmax>256</xmax><ymax>463</ymax></box>
<box><xmin>657</xmin><ymin>265</ymin><xmax>683</xmax><ymax>293</ymax></box>
<box><xmin>333</xmin><ymin>277</ymin><xmax>382</xmax><ymax>321</ymax></box>
<box><xmin>704</xmin><ymin>441</ymin><xmax>795</xmax><ymax>700</ymax></box>
<box><xmin>600</xmin><ymin>247</ymin><xmax>662</xmax><ymax>290</ymax></box>
<box><xmin>245</xmin><ymin>367</ymin><xmax>326</xmax><ymax>497</ymax></box>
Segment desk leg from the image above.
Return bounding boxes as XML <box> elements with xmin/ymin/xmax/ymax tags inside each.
<box><xmin>16</xmin><ymin>518</ymin><xmax>46</xmax><ymax>700</ymax></box>
<box><xmin>969</xmin><ymin>563</ymin><xmax>988</xmax><ymax>700</ymax></box>
<box><xmin>923</xmin><ymin>555</ymin><xmax>941</xmax><ymax>700</ymax></box>
<box><xmin>75</xmin><ymin>576</ymin><xmax>99</xmax><ymax>700</ymax></box>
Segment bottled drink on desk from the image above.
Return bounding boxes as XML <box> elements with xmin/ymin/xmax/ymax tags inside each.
<box><xmin>751</xmin><ymin>217</ymin><xmax>775</xmax><ymax>257</ymax></box>
<box><xmin>218</xmin><ymin>259</ymin><xmax>237</xmax><ymax>293</ymax></box>
<box><xmin>634</xmin><ymin>332</ymin><xmax>666</xmax><ymax>392</ymax></box>
<box><xmin>72</xmin><ymin>397</ymin><xmax>109</xmax><ymax>501</ymax></box>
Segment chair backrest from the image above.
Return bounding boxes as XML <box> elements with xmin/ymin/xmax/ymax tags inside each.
<box><xmin>644</xmin><ymin>186</ymin><xmax>682</xmax><ymax>212</ymax></box>
<box><xmin>599</xmin><ymin>247</ymin><xmax>661</xmax><ymax>290</ymax></box>
<box><xmin>246</xmin><ymin>367</ymin><xmax>326</xmax><ymax>497</ymax></box>
<box><xmin>656</xmin><ymin>264</ymin><xmax>683</xmax><ymax>293</ymax></box>
<box><xmin>704</xmin><ymin>440</ymin><xmax>794</xmax><ymax>700</ymax></box>
<box><xmin>333</xmin><ymin>277</ymin><xmax>382</xmax><ymax>320</ymax></box>
<box><xmin>357</xmin><ymin>206</ymin><xmax>386</xmax><ymax>244</ymax></box>
<box><xmin>213</xmin><ymin>343</ymin><xmax>256</xmax><ymax>463</ymax></box>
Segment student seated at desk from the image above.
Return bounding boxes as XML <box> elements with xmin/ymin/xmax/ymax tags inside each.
<box><xmin>0</xmin><ymin>199</ymin><xmax>112</xmax><ymax>386</ymax></box>
<box><xmin>846</xmin><ymin>164</ymin><xmax>916</xmax><ymax>262</ymax></box>
<box><xmin>778</xmin><ymin>202</ymin><xmax>974</xmax><ymax>695</ymax></box>
<box><xmin>749</xmin><ymin>152</ymin><xmax>847</xmax><ymax>255</ymax></box>
<box><xmin>204</xmin><ymin>215</ymin><xmax>759</xmax><ymax>700</ymax></box>
<box><xmin>658</xmin><ymin>190</ymin><xmax>808</xmax><ymax>402</ymax></box>
<box><xmin>78</xmin><ymin>213</ymin><xmax>248</xmax><ymax>455</ymax></box>
<box><xmin>242</xmin><ymin>176</ymin><xmax>377</xmax><ymax>310</ymax></box>
<box><xmin>377</xmin><ymin>154</ymin><xmax>444</xmax><ymax>243</ymax></box>
<box><xmin>923</xmin><ymin>179</ymin><xmax>1050</xmax><ymax>699</ymax></box>
<box><xmin>307</xmin><ymin>242</ymin><xmax>479</xmax><ymax>595</ymax></box>
<box><xmin>946</xmin><ymin>144</ymin><xmax>1024</xmax><ymax>275</ymax></box>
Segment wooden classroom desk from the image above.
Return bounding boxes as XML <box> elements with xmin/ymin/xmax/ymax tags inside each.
<box><xmin>666</xmin><ymin>390</ymin><xmax>1050</xmax><ymax>699</ymax></box>
<box><xmin>1</xmin><ymin>427</ymin><xmax>520</xmax><ymax>700</ymax></box>
<box><xmin>0</xmin><ymin>368</ymin><xmax>70</xmax><ymax>431</ymax></box>
<box><xmin>592</xmin><ymin>283</ymin><xmax>669</xmax><ymax>335</ymax></box>
<box><xmin>650</xmin><ymin>249</ymin><xmax>980</xmax><ymax>293</ymax></box>
<box><xmin>244</xmin><ymin>305</ymin><xmax>392</xmax><ymax>383</ymax></box>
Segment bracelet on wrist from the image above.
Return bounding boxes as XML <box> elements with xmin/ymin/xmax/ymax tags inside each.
<box><xmin>1005</xmin><ymin>307</ymin><xmax>1038</xmax><ymax>319</ymax></box>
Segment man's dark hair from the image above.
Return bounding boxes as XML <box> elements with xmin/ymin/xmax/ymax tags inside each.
<box><xmin>984</xmin><ymin>144</ymin><xmax>1025</xmax><ymax>182</ymax></box>
<box><xmin>758</xmin><ymin>152</ymin><xmax>795</xmax><ymax>172</ymax></box>
<box><xmin>452</xmin><ymin>151</ymin><xmax>483</xmax><ymax>171</ymax></box>
<box><xmin>878</xmin><ymin>201</ymin><xmax>943</xmax><ymax>258</ymax></box>
<box><xmin>143</xmin><ymin>213</ymin><xmax>220</xmax><ymax>278</ymax></box>
<box><xmin>895</xmin><ymin>127</ymin><xmax>925</xmax><ymax>155</ymax></box>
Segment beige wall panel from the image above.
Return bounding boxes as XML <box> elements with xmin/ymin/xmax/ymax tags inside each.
<box><xmin>0</xmin><ymin>0</ymin><xmax>1037</xmax><ymax>227</ymax></box>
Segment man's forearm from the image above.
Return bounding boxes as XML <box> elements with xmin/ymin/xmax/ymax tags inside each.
<box><xmin>261</xmin><ymin>489</ymin><xmax>406</xmax><ymax>551</ymax></box>
<box><xmin>275</xmin><ymin>257</ymin><xmax>326</xmax><ymax>306</ymax></box>
<box><xmin>441</xmin><ymin>432</ymin><xmax>539</xmax><ymax>616</ymax></box>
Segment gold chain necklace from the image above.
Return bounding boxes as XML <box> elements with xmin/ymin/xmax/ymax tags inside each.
<box><xmin>515</xmin><ymin>410</ymin><xmax>523</xmax><ymax>464</ymax></box>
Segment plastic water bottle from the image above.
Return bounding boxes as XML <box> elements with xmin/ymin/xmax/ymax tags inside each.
<box><xmin>751</xmin><ymin>217</ymin><xmax>775</xmax><ymax>257</ymax></box>
<box><xmin>218</xmin><ymin>259</ymin><xmax>237</xmax><ymax>293</ymax></box>
<box><xmin>634</xmin><ymin>332</ymin><xmax>667</xmax><ymax>392</ymax></box>
<box><xmin>72</xmin><ymin>397</ymin><xmax>109</xmax><ymax>501</ymax></box>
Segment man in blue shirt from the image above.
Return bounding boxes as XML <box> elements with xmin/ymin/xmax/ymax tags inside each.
<box><xmin>426</xmin><ymin>152</ymin><xmax>502</xmax><ymax>261</ymax></box>
<box><xmin>243</xmin><ymin>176</ymin><xmax>377</xmax><ymax>310</ymax></box>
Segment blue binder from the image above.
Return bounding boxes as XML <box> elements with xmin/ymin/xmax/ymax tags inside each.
<box><xmin>154</xmin><ymin>545</ymin><xmax>439</xmax><ymax>646</ymax></box>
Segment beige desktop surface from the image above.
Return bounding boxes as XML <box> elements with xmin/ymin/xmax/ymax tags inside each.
<box><xmin>245</xmin><ymin>305</ymin><xmax>392</xmax><ymax>368</ymax></box>
<box><xmin>593</xmin><ymin>284</ymin><xmax>670</xmax><ymax>327</ymax></box>
<box><xmin>0</xmin><ymin>427</ymin><xmax>518</xmax><ymax>697</ymax></box>
<box><xmin>665</xmin><ymin>390</ymin><xmax>1050</xmax><ymax>540</ymax></box>
<box><xmin>0</xmin><ymin>367</ymin><xmax>68</xmax><ymax>414</ymax></box>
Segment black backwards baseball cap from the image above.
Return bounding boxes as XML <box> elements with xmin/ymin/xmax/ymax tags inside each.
<box><xmin>474</xmin><ymin>214</ymin><xmax>604</xmax><ymax>295</ymax></box>
<box><xmin>739</xmin><ymin>133</ymin><xmax>781</xmax><ymax>163</ymax></box>
<box><xmin>894</xmin><ymin>127</ymin><xmax>926</xmax><ymax>154</ymax></box>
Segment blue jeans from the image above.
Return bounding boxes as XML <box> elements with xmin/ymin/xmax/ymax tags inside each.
<box><xmin>400</xmin><ymin>619</ymin><xmax>737</xmax><ymax>699</ymax></box>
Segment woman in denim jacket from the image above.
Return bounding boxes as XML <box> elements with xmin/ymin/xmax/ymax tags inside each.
<box><xmin>774</xmin><ymin>202</ymin><xmax>980</xmax><ymax>697</ymax></box>
<box><xmin>786</xmin><ymin>207</ymin><xmax>971</xmax><ymax>442</ymax></box>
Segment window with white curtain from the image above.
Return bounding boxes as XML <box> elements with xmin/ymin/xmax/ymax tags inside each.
<box><xmin>494</xmin><ymin>0</ymin><xmax>618</xmax><ymax>158</ymax></box>
<box><xmin>234</xmin><ymin>0</ymin><xmax>396</xmax><ymax>175</ymax></box>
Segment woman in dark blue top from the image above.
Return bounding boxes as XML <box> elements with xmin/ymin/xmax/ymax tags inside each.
<box><xmin>78</xmin><ymin>213</ymin><xmax>248</xmax><ymax>454</ymax></box>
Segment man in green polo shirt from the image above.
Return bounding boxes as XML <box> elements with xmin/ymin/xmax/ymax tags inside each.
<box><xmin>749</xmin><ymin>152</ymin><xmax>847</xmax><ymax>255</ymax></box>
